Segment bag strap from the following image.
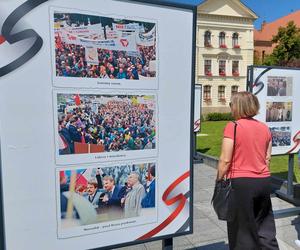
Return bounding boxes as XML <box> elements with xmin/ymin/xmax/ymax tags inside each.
<box><xmin>228</xmin><ymin>121</ymin><xmax>237</xmax><ymax>179</ymax></box>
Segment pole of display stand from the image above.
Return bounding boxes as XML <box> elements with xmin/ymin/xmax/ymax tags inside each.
<box><xmin>193</xmin><ymin>132</ymin><xmax>197</xmax><ymax>158</ymax></box>
<box><xmin>287</xmin><ymin>154</ymin><xmax>294</xmax><ymax>196</ymax></box>
<box><xmin>162</xmin><ymin>238</ymin><xmax>173</xmax><ymax>250</ymax></box>
<box><xmin>193</xmin><ymin>132</ymin><xmax>203</xmax><ymax>163</ymax></box>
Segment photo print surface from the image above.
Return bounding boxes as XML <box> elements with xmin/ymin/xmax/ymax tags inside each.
<box><xmin>51</xmin><ymin>7</ymin><xmax>158</xmax><ymax>89</ymax></box>
<box><xmin>267</xmin><ymin>76</ymin><xmax>293</xmax><ymax>97</ymax></box>
<box><xmin>266</xmin><ymin>101</ymin><xmax>292</xmax><ymax>122</ymax></box>
<box><xmin>270</xmin><ymin>126</ymin><xmax>291</xmax><ymax>147</ymax></box>
<box><xmin>55</xmin><ymin>92</ymin><xmax>157</xmax><ymax>164</ymax></box>
<box><xmin>58</xmin><ymin>162</ymin><xmax>157</xmax><ymax>238</ymax></box>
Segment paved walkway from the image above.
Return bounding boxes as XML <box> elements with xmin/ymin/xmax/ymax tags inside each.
<box><xmin>117</xmin><ymin>164</ymin><xmax>300</xmax><ymax>250</ymax></box>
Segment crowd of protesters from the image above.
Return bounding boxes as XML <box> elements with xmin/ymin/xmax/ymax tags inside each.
<box><xmin>55</xmin><ymin>39</ymin><xmax>156</xmax><ymax>79</ymax></box>
<box><xmin>271</xmin><ymin>131</ymin><xmax>291</xmax><ymax>147</ymax></box>
<box><xmin>58</xmin><ymin>95</ymin><xmax>156</xmax><ymax>155</ymax></box>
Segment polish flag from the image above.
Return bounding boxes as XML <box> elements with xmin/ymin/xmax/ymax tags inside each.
<box><xmin>76</xmin><ymin>168</ymin><xmax>93</xmax><ymax>187</ymax></box>
<box><xmin>55</xmin><ymin>33</ymin><xmax>63</xmax><ymax>50</ymax></box>
<box><xmin>74</xmin><ymin>94</ymin><xmax>81</xmax><ymax>106</ymax></box>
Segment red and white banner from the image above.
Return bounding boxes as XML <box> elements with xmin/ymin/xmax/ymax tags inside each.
<box><xmin>59</xmin><ymin>29</ymin><xmax>137</xmax><ymax>51</ymax></box>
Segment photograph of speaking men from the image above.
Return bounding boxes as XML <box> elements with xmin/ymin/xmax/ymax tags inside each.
<box><xmin>266</xmin><ymin>102</ymin><xmax>292</xmax><ymax>122</ymax></box>
<box><xmin>59</xmin><ymin>163</ymin><xmax>156</xmax><ymax>229</ymax></box>
<box><xmin>267</xmin><ymin>76</ymin><xmax>293</xmax><ymax>97</ymax></box>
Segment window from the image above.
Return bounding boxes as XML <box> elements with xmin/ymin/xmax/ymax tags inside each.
<box><xmin>232</xmin><ymin>61</ymin><xmax>239</xmax><ymax>76</ymax></box>
<box><xmin>219</xmin><ymin>60</ymin><xmax>226</xmax><ymax>76</ymax></box>
<box><xmin>232</xmin><ymin>33</ymin><xmax>239</xmax><ymax>48</ymax></box>
<box><xmin>231</xmin><ymin>86</ymin><xmax>239</xmax><ymax>96</ymax></box>
<box><xmin>204</xmin><ymin>60</ymin><xmax>212</xmax><ymax>76</ymax></box>
<box><xmin>218</xmin><ymin>86</ymin><xmax>226</xmax><ymax>100</ymax></box>
<box><xmin>203</xmin><ymin>85</ymin><xmax>211</xmax><ymax>100</ymax></box>
<box><xmin>219</xmin><ymin>32</ymin><xmax>226</xmax><ymax>48</ymax></box>
<box><xmin>204</xmin><ymin>31</ymin><xmax>212</xmax><ymax>47</ymax></box>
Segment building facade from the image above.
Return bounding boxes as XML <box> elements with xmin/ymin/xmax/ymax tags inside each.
<box><xmin>196</xmin><ymin>0</ymin><xmax>257</xmax><ymax>114</ymax></box>
<box><xmin>254</xmin><ymin>10</ymin><xmax>300</xmax><ymax>64</ymax></box>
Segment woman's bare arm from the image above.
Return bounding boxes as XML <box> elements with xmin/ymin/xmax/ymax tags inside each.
<box><xmin>266</xmin><ymin>140</ymin><xmax>272</xmax><ymax>168</ymax></box>
<box><xmin>217</xmin><ymin>138</ymin><xmax>234</xmax><ymax>181</ymax></box>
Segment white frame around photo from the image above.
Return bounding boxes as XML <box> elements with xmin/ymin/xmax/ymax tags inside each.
<box><xmin>49</xmin><ymin>6</ymin><xmax>159</xmax><ymax>90</ymax></box>
<box><xmin>56</xmin><ymin>160</ymin><xmax>158</xmax><ymax>239</ymax></box>
<box><xmin>53</xmin><ymin>89</ymin><xmax>159</xmax><ymax>165</ymax></box>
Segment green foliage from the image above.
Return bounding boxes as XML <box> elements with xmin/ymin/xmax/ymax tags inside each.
<box><xmin>206</xmin><ymin>112</ymin><xmax>233</xmax><ymax>121</ymax></box>
<box><xmin>197</xmin><ymin>121</ymin><xmax>300</xmax><ymax>182</ymax></box>
<box><xmin>200</xmin><ymin>114</ymin><xmax>205</xmax><ymax>122</ymax></box>
<box><xmin>266</xmin><ymin>21</ymin><xmax>300</xmax><ymax>66</ymax></box>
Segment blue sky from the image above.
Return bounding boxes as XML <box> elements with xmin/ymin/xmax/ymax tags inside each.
<box><xmin>157</xmin><ymin>0</ymin><xmax>300</xmax><ymax>29</ymax></box>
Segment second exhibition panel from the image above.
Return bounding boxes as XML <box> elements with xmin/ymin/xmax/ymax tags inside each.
<box><xmin>250</xmin><ymin>66</ymin><xmax>300</xmax><ymax>155</ymax></box>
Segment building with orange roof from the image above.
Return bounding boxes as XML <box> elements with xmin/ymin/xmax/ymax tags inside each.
<box><xmin>254</xmin><ymin>10</ymin><xmax>300</xmax><ymax>63</ymax></box>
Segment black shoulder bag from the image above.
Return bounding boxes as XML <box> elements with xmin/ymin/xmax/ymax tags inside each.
<box><xmin>211</xmin><ymin>121</ymin><xmax>237</xmax><ymax>221</ymax></box>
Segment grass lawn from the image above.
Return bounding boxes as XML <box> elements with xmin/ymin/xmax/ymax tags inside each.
<box><xmin>197</xmin><ymin>121</ymin><xmax>300</xmax><ymax>182</ymax></box>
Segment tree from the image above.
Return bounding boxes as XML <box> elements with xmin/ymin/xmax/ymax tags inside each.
<box><xmin>266</xmin><ymin>21</ymin><xmax>300</xmax><ymax>66</ymax></box>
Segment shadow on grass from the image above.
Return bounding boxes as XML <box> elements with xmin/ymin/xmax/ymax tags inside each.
<box><xmin>187</xmin><ymin>241</ymin><xmax>228</xmax><ymax>250</ymax></box>
<box><xmin>197</xmin><ymin>148</ymin><xmax>211</xmax><ymax>154</ymax></box>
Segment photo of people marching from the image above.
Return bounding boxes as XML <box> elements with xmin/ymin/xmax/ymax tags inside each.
<box><xmin>59</xmin><ymin>163</ymin><xmax>156</xmax><ymax>229</ymax></box>
<box><xmin>57</xmin><ymin>93</ymin><xmax>156</xmax><ymax>155</ymax></box>
<box><xmin>270</xmin><ymin>126</ymin><xmax>291</xmax><ymax>147</ymax></box>
<box><xmin>53</xmin><ymin>11</ymin><xmax>157</xmax><ymax>80</ymax></box>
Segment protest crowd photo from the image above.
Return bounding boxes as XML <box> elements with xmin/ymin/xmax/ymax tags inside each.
<box><xmin>54</xmin><ymin>12</ymin><xmax>157</xmax><ymax>80</ymax></box>
<box><xmin>57</xmin><ymin>94</ymin><xmax>156</xmax><ymax>155</ymax></box>
<box><xmin>270</xmin><ymin>127</ymin><xmax>291</xmax><ymax>147</ymax></box>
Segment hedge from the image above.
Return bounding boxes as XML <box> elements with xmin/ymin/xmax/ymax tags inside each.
<box><xmin>205</xmin><ymin>112</ymin><xmax>233</xmax><ymax>121</ymax></box>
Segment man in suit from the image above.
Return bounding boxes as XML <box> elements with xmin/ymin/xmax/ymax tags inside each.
<box><xmin>83</xmin><ymin>180</ymin><xmax>102</xmax><ymax>209</ymax></box>
<box><xmin>142</xmin><ymin>165</ymin><xmax>155</xmax><ymax>208</ymax></box>
<box><xmin>100</xmin><ymin>175</ymin><xmax>126</xmax><ymax>208</ymax></box>
<box><xmin>123</xmin><ymin>172</ymin><xmax>146</xmax><ymax>218</ymax></box>
<box><xmin>68</xmin><ymin>118</ymin><xmax>82</xmax><ymax>153</ymax></box>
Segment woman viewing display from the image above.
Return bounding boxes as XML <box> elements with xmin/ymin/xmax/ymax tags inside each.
<box><xmin>217</xmin><ymin>92</ymin><xmax>279</xmax><ymax>249</ymax></box>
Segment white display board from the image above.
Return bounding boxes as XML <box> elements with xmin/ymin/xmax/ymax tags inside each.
<box><xmin>251</xmin><ymin>66</ymin><xmax>300</xmax><ymax>155</ymax></box>
<box><xmin>194</xmin><ymin>84</ymin><xmax>202</xmax><ymax>132</ymax></box>
<box><xmin>0</xmin><ymin>0</ymin><xmax>195</xmax><ymax>249</ymax></box>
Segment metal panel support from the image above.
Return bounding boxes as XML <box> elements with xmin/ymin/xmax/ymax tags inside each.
<box><xmin>162</xmin><ymin>238</ymin><xmax>173</xmax><ymax>250</ymax></box>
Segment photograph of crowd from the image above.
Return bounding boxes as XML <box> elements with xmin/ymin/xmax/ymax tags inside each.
<box><xmin>267</xmin><ymin>76</ymin><xmax>293</xmax><ymax>96</ymax></box>
<box><xmin>270</xmin><ymin>127</ymin><xmax>291</xmax><ymax>147</ymax></box>
<box><xmin>53</xmin><ymin>11</ymin><xmax>157</xmax><ymax>80</ymax></box>
<box><xmin>57</xmin><ymin>93</ymin><xmax>156</xmax><ymax>156</ymax></box>
<box><xmin>266</xmin><ymin>102</ymin><xmax>292</xmax><ymax>122</ymax></box>
<box><xmin>59</xmin><ymin>163</ymin><xmax>156</xmax><ymax>229</ymax></box>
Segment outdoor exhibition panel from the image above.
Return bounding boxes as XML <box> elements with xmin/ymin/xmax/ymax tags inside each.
<box><xmin>248</xmin><ymin>66</ymin><xmax>300</xmax><ymax>156</ymax></box>
<box><xmin>0</xmin><ymin>0</ymin><xmax>196</xmax><ymax>249</ymax></box>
